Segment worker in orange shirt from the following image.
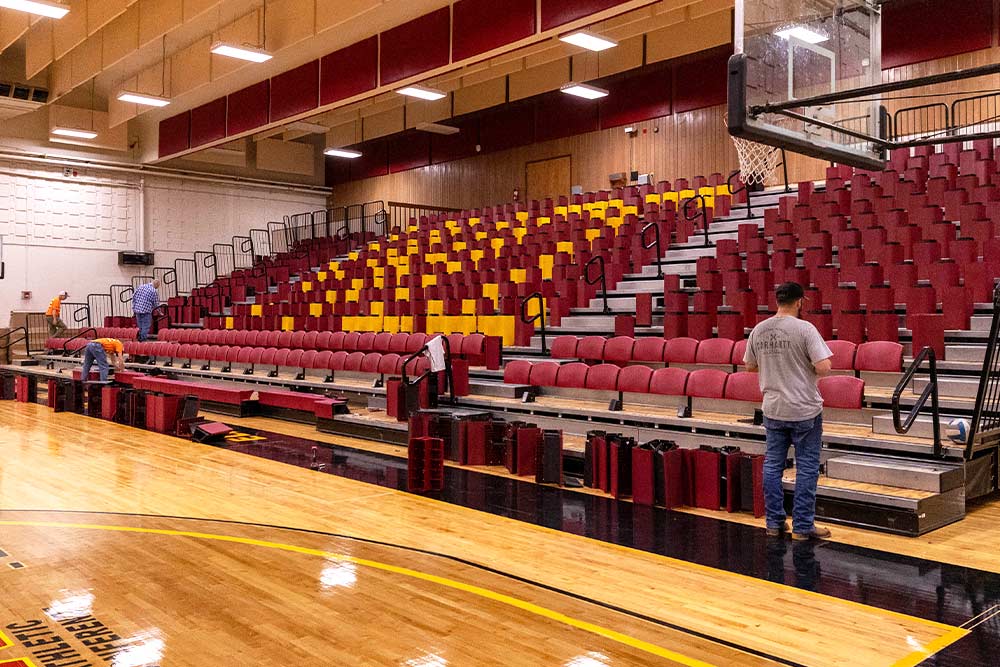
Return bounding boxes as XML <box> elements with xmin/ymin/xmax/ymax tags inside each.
<box><xmin>81</xmin><ymin>337</ymin><xmax>126</xmax><ymax>383</ymax></box>
<box><xmin>46</xmin><ymin>291</ymin><xmax>69</xmax><ymax>337</ymax></box>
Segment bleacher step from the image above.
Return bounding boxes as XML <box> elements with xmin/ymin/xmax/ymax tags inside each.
<box><xmin>946</xmin><ymin>345</ymin><xmax>987</xmax><ymax>364</ymax></box>
<box><xmin>469</xmin><ymin>379</ymin><xmax>524</xmax><ymax>399</ymax></box>
<box><xmin>913</xmin><ymin>376</ymin><xmax>981</xmax><ymax>400</ymax></box>
<box><xmin>825</xmin><ymin>454</ymin><xmax>963</xmax><ymax>493</ymax></box>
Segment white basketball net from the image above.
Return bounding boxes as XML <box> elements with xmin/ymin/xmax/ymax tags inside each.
<box><xmin>726</xmin><ymin>116</ymin><xmax>782</xmax><ymax>186</ymax></box>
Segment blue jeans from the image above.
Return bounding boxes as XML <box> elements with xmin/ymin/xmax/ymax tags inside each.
<box><xmin>763</xmin><ymin>414</ymin><xmax>823</xmax><ymax>534</ymax></box>
<box><xmin>136</xmin><ymin>311</ymin><xmax>152</xmax><ymax>341</ymax></box>
<box><xmin>82</xmin><ymin>342</ymin><xmax>109</xmax><ymax>382</ymax></box>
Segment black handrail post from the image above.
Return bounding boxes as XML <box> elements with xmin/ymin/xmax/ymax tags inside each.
<box><xmin>520</xmin><ymin>293</ymin><xmax>547</xmax><ymax>354</ymax></box>
<box><xmin>891</xmin><ymin>346</ymin><xmax>944</xmax><ymax>458</ymax></box>
<box><xmin>682</xmin><ymin>195</ymin><xmax>710</xmax><ymax>248</ymax></box>
<box><xmin>582</xmin><ymin>255</ymin><xmax>610</xmax><ymax>314</ymax></box>
<box><xmin>728</xmin><ymin>170</ymin><xmax>753</xmax><ymax>220</ymax></box>
<box><xmin>968</xmin><ymin>283</ymin><xmax>1000</xmax><ymax>460</ymax></box>
<box><xmin>61</xmin><ymin>328</ymin><xmax>98</xmax><ymax>357</ymax></box>
<box><xmin>641</xmin><ymin>222</ymin><xmax>663</xmax><ymax>278</ymax></box>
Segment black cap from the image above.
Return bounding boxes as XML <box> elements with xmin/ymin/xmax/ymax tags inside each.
<box><xmin>775</xmin><ymin>281</ymin><xmax>805</xmax><ymax>305</ymax></box>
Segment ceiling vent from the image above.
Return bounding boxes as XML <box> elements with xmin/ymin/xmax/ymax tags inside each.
<box><xmin>0</xmin><ymin>82</ymin><xmax>48</xmax><ymax>121</ymax></box>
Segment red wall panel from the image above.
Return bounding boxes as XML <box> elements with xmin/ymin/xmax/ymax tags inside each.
<box><xmin>352</xmin><ymin>140</ymin><xmax>389</xmax><ymax>180</ymax></box>
<box><xmin>270</xmin><ymin>60</ymin><xmax>319</xmax><ymax>122</ymax></box>
<box><xmin>189</xmin><ymin>97</ymin><xmax>227</xmax><ymax>148</ymax></box>
<box><xmin>882</xmin><ymin>0</ymin><xmax>993</xmax><ymax>69</ymax></box>
<box><xmin>227</xmin><ymin>81</ymin><xmax>270</xmax><ymax>136</ymax></box>
<box><xmin>158</xmin><ymin>112</ymin><xmax>190</xmax><ymax>158</ymax></box>
<box><xmin>453</xmin><ymin>0</ymin><xmax>536</xmax><ymax>61</ymax></box>
<box><xmin>673</xmin><ymin>46</ymin><xmax>730</xmax><ymax>113</ymax></box>
<box><xmin>388</xmin><ymin>131</ymin><xmax>432</xmax><ymax>173</ymax></box>
<box><xmin>320</xmin><ymin>37</ymin><xmax>379</xmax><ymax>106</ymax></box>
<box><xmin>600</xmin><ymin>66</ymin><xmax>672</xmax><ymax>129</ymax></box>
<box><xmin>431</xmin><ymin>117</ymin><xmax>480</xmax><ymax>164</ymax></box>
<box><xmin>535</xmin><ymin>92</ymin><xmax>600</xmax><ymax>142</ymax></box>
<box><xmin>480</xmin><ymin>102</ymin><xmax>536</xmax><ymax>153</ymax></box>
<box><xmin>540</xmin><ymin>0</ymin><xmax>629</xmax><ymax>31</ymax></box>
<box><xmin>380</xmin><ymin>7</ymin><xmax>451</xmax><ymax>86</ymax></box>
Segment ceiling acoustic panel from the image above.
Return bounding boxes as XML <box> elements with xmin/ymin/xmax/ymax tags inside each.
<box><xmin>270</xmin><ymin>59</ymin><xmax>320</xmax><ymax>122</ymax></box>
<box><xmin>379</xmin><ymin>7</ymin><xmax>451</xmax><ymax>86</ymax></box>
<box><xmin>453</xmin><ymin>0</ymin><xmax>536</xmax><ymax>61</ymax></box>
<box><xmin>227</xmin><ymin>80</ymin><xmax>270</xmax><ymax>136</ymax></box>
<box><xmin>320</xmin><ymin>36</ymin><xmax>379</xmax><ymax>106</ymax></box>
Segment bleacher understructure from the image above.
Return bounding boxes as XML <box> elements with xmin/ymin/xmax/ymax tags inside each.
<box><xmin>17</xmin><ymin>139</ymin><xmax>1000</xmax><ymax>537</ymax></box>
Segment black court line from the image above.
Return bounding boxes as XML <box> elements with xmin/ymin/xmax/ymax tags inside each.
<box><xmin>0</xmin><ymin>508</ymin><xmax>804</xmax><ymax>667</ymax></box>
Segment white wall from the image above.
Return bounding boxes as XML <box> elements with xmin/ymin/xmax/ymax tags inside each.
<box><xmin>0</xmin><ymin>159</ymin><xmax>327</xmax><ymax>324</ymax></box>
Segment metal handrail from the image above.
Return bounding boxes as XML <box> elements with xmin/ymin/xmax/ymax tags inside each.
<box><xmin>968</xmin><ymin>283</ymin><xmax>1000</xmax><ymax>459</ymax></box>
<box><xmin>0</xmin><ymin>327</ymin><xmax>28</xmax><ymax>356</ymax></box>
<box><xmin>681</xmin><ymin>195</ymin><xmax>711</xmax><ymax>248</ymax></box>
<box><xmin>61</xmin><ymin>328</ymin><xmax>98</xmax><ymax>357</ymax></box>
<box><xmin>582</xmin><ymin>255</ymin><xmax>610</xmax><ymax>314</ymax></box>
<box><xmin>891</xmin><ymin>346</ymin><xmax>943</xmax><ymax>459</ymax></box>
<box><xmin>401</xmin><ymin>335</ymin><xmax>456</xmax><ymax>405</ymax></box>
<box><xmin>640</xmin><ymin>222</ymin><xmax>663</xmax><ymax>278</ymax></box>
<box><xmin>520</xmin><ymin>292</ymin><xmax>547</xmax><ymax>354</ymax></box>
<box><xmin>727</xmin><ymin>170</ymin><xmax>753</xmax><ymax>220</ymax></box>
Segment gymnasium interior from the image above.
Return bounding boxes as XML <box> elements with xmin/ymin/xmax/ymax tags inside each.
<box><xmin>1</xmin><ymin>0</ymin><xmax>999</xmax><ymax>665</ymax></box>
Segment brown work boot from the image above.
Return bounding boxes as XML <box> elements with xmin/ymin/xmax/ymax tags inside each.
<box><xmin>766</xmin><ymin>522</ymin><xmax>789</xmax><ymax>538</ymax></box>
<box><xmin>792</xmin><ymin>526</ymin><xmax>831</xmax><ymax>541</ymax></box>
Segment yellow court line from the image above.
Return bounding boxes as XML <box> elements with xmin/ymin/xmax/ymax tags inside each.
<box><xmin>0</xmin><ymin>520</ymin><xmax>715</xmax><ymax>667</ymax></box>
<box><xmin>0</xmin><ymin>630</ymin><xmax>10</xmax><ymax>649</ymax></box>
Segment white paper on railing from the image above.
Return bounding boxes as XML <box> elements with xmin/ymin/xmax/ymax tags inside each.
<box><xmin>426</xmin><ymin>335</ymin><xmax>447</xmax><ymax>373</ymax></box>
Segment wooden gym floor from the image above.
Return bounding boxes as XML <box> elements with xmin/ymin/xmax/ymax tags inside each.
<box><xmin>0</xmin><ymin>403</ymin><xmax>997</xmax><ymax>666</ymax></box>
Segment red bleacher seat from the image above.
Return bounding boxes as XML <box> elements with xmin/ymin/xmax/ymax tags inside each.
<box><xmin>343</xmin><ymin>332</ymin><xmax>361</xmax><ymax>350</ymax></box>
<box><xmin>585</xmin><ymin>364</ymin><xmax>621</xmax><ymax>391</ymax></box>
<box><xmin>360</xmin><ymin>353</ymin><xmax>381</xmax><ymax>374</ymax></box>
<box><xmin>329</xmin><ymin>350</ymin><xmax>348</xmax><ymax>370</ymax></box>
<box><xmin>695</xmin><ymin>338</ymin><xmax>735</xmax><ymax>366</ymax></box>
<box><xmin>731</xmin><ymin>339</ymin><xmax>748</xmax><ymax>367</ymax></box>
<box><xmin>577</xmin><ymin>336</ymin><xmax>607</xmax><ymax>362</ymax></box>
<box><xmin>826</xmin><ymin>340</ymin><xmax>857</xmax><ymax>371</ymax></box>
<box><xmin>649</xmin><ymin>367</ymin><xmax>689</xmax><ymax>396</ymax></box>
<box><xmin>556</xmin><ymin>362</ymin><xmax>590</xmax><ymax>388</ymax></box>
<box><xmin>551</xmin><ymin>336</ymin><xmax>579</xmax><ymax>360</ymax></box>
<box><xmin>377</xmin><ymin>353</ymin><xmax>401</xmax><ymax>375</ymax></box>
<box><xmin>723</xmin><ymin>371</ymin><xmax>763</xmax><ymax>403</ymax></box>
<box><xmin>855</xmin><ymin>341</ymin><xmax>904</xmax><ymax>372</ymax></box>
<box><xmin>618</xmin><ymin>365</ymin><xmax>653</xmax><ymax>393</ymax></box>
<box><xmin>527</xmin><ymin>361</ymin><xmax>559</xmax><ymax>387</ymax></box>
<box><xmin>632</xmin><ymin>338</ymin><xmax>666</xmax><ymax>363</ymax></box>
<box><xmin>664</xmin><ymin>337</ymin><xmax>699</xmax><ymax>365</ymax></box>
<box><xmin>819</xmin><ymin>376</ymin><xmax>865</xmax><ymax>409</ymax></box>
<box><xmin>603</xmin><ymin>337</ymin><xmax>635</xmax><ymax>365</ymax></box>
<box><xmin>686</xmin><ymin>369</ymin><xmax>728</xmax><ymax>399</ymax></box>
<box><xmin>344</xmin><ymin>351</ymin><xmax>365</xmax><ymax>372</ymax></box>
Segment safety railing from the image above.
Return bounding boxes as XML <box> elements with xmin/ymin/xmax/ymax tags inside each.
<box><xmin>0</xmin><ymin>327</ymin><xmax>28</xmax><ymax>357</ymax></box>
<box><xmin>681</xmin><ymin>195</ymin><xmax>711</xmax><ymax>248</ymax></box>
<box><xmin>640</xmin><ymin>222</ymin><xmax>663</xmax><ymax>278</ymax></box>
<box><xmin>727</xmin><ymin>170</ymin><xmax>753</xmax><ymax>220</ymax></box>
<box><xmin>195</xmin><ymin>251</ymin><xmax>217</xmax><ymax>287</ymax></box>
<box><xmin>61</xmin><ymin>328</ymin><xmax>97</xmax><ymax>357</ymax></box>
<box><xmin>520</xmin><ymin>292</ymin><xmax>547</xmax><ymax>354</ymax></box>
<box><xmin>174</xmin><ymin>258</ymin><xmax>198</xmax><ymax>296</ymax></box>
<box><xmin>892</xmin><ymin>346</ymin><xmax>943</xmax><ymax>459</ymax></box>
<box><xmin>152</xmin><ymin>304</ymin><xmax>170</xmax><ymax>333</ymax></box>
<box><xmin>111</xmin><ymin>284</ymin><xmax>134</xmax><ymax>318</ymax></box>
<box><xmin>402</xmin><ymin>336</ymin><xmax>456</xmax><ymax>406</ymax></box>
<box><xmin>62</xmin><ymin>303</ymin><xmax>92</xmax><ymax>329</ymax></box>
<box><xmin>233</xmin><ymin>236</ymin><xmax>255</xmax><ymax>270</ymax></box>
<box><xmin>891</xmin><ymin>103</ymin><xmax>950</xmax><ymax>142</ymax></box>
<box><xmin>388</xmin><ymin>201</ymin><xmax>462</xmax><ymax>232</ymax></box>
<box><xmin>213</xmin><ymin>244</ymin><xmax>235</xmax><ymax>277</ymax></box>
<box><xmin>249</xmin><ymin>228</ymin><xmax>272</xmax><ymax>259</ymax></box>
<box><xmin>87</xmin><ymin>293</ymin><xmax>113</xmax><ymax>329</ymax></box>
<box><xmin>582</xmin><ymin>255</ymin><xmax>610</xmax><ymax>314</ymax></box>
<box><xmin>890</xmin><ymin>90</ymin><xmax>1000</xmax><ymax>143</ymax></box>
<box><xmin>968</xmin><ymin>284</ymin><xmax>1000</xmax><ymax>459</ymax></box>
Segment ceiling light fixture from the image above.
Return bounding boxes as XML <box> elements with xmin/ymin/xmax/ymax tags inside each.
<box><xmin>324</xmin><ymin>148</ymin><xmax>363</xmax><ymax>159</ymax></box>
<box><xmin>51</xmin><ymin>127</ymin><xmax>98</xmax><ymax>139</ymax></box>
<box><xmin>560</xmin><ymin>82</ymin><xmax>609</xmax><ymax>100</ymax></box>
<box><xmin>116</xmin><ymin>91</ymin><xmax>171</xmax><ymax>107</ymax></box>
<box><xmin>559</xmin><ymin>30</ymin><xmax>617</xmax><ymax>52</ymax></box>
<box><xmin>397</xmin><ymin>85</ymin><xmax>447</xmax><ymax>101</ymax></box>
<box><xmin>0</xmin><ymin>0</ymin><xmax>70</xmax><ymax>19</ymax></box>
<box><xmin>774</xmin><ymin>25</ymin><xmax>829</xmax><ymax>44</ymax></box>
<box><xmin>210</xmin><ymin>42</ymin><xmax>273</xmax><ymax>63</ymax></box>
<box><xmin>415</xmin><ymin>122</ymin><xmax>460</xmax><ymax>136</ymax></box>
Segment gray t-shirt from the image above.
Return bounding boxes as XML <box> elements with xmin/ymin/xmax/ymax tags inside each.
<box><xmin>744</xmin><ymin>316</ymin><xmax>833</xmax><ymax>422</ymax></box>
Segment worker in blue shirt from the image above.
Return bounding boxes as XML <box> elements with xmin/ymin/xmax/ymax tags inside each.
<box><xmin>132</xmin><ymin>279</ymin><xmax>160</xmax><ymax>342</ymax></box>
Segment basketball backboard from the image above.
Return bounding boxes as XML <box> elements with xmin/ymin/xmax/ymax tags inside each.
<box><xmin>729</xmin><ymin>0</ymin><xmax>885</xmax><ymax>169</ymax></box>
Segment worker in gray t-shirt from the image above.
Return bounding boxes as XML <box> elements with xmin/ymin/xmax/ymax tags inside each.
<box><xmin>744</xmin><ymin>282</ymin><xmax>833</xmax><ymax>541</ymax></box>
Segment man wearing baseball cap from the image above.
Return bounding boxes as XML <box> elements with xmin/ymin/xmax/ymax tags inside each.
<box><xmin>46</xmin><ymin>290</ymin><xmax>69</xmax><ymax>337</ymax></box>
<box><xmin>744</xmin><ymin>282</ymin><xmax>833</xmax><ymax>541</ymax></box>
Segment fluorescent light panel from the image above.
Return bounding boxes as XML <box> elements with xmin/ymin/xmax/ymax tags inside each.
<box><xmin>0</xmin><ymin>0</ymin><xmax>70</xmax><ymax>19</ymax></box>
<box><xmin>210</xmin><ymin>41</ymin><xmax>273</xmax><ymax>63</ymax></box>
<box><xmin>559</xmin><ymin>30</ymin><xmax>617</xmax><ymax>52</ymax></box>
<box><xmin>324</xmin><ymin>148</ymin><xmax>363</xmax><ymax>159</ymax></box>
<box><xmin>397</xmin><ymin>85</ymin><xmax>446</xmax><ymax>101</ymax></box>
<box><xmin>117</xmin><ymin>91</ymin><xmax>171</xmax><ymax>107</ymax></box>
<box><xmin>415</xmin><ymin>122</ymin><xmax>460</xmax><ymax>136</ymax></box>
<box><xmin>51</xmin><ymin>127</ymin><xmax>97</xmax><ymax>139</ymax></box>
<box><xmin>774</xmin><ymin>25</ymin><xmax>829</xmax><ymax>44</ymax></box>
<box><xmin>560</xmin><ymin>82</ymin><xmax>609</xmax><ymax>100</ymax></box>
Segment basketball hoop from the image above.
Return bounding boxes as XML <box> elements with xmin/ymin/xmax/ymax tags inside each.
<box><xmin>726</xmin><ymin>115</ymin><xmax>782</xmax><ymax>186</ymax></box>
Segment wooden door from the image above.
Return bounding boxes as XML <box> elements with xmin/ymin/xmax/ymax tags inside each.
<box><xmin>525</xmin><ymin>155</ymin><xmax>572</xmax><ymax>202</ymax></box>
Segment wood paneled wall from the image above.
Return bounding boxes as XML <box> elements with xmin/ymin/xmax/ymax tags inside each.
<box><xmin>331</xmin><ymin>105</ymin><xmax>742</xmax><ymax>208</ymax></box>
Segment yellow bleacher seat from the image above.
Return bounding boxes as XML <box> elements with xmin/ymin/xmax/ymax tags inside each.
<box><xmin>309</xmin><ymin>303</ymin><xmax>323</xmax><ymax>317</ymax></box>
<box><xmin>482</xmin><ymin>283</ymin><xmax>499</xmax><ymax>304</ymax></box>
<box><xmin>491</xmin><ymin>238</ymin><xmax>505</xmax><ymax>252</ymax></box>
<box><xmin>569</xmin><ymin>204</ymin><xmax>582</xmax><ymax>215</ymax></box>
<box><xmin>698</xmin><ymin>187</ymin><xmax>715</xmax><ymax>198</ymax></box>
<box><xmin>428</xmin><ymin>300</ymin><xmax>444</xmax><ymax>316</ymax></box>
<box><xmin>607</xmin><ymin>216</ymin><xmax>624</xmax><ymax>232</ymax></box>
<box><xmin>453</xmin><ymin>241</ymin><xmax>467</xmax><ymax>252</ymax></box>
<box><xmin>496</xmin><ymin>221</ymin><xmax>510</xmax><ymax>231</ymax></box>
<box><xmin>513</xmin><ymin>228</ymin><xmax>528</xmax><ymax>243</ymax></box>
<box><xmin>370</xmin><ymin>302</ymin><xmax>384</xmax><ymax>316</ymax></box>
<box><xmin>462</xmin><ymin>299</ymin><xmax>477</xmax><ymax>315</ymax></box>
<box><xmin>609</xmin><ymin>198</ymin><xmax>624</xmax><ymax>209</ymax></box>
<box><xmin>515</xmin><ymin>211</ymin><xmax>528</xmax><ymax>222</ymax></box>
<box><xmin>664</xmin><ymin>192</ymin><xmax>679</xmax><ymax>203</ymax></box>
<box><xmin>679</xmin><ymin>189</ymin><xmax>696</xmax><ymax>202</ymax></box>
<box><xmin>352</xmin><ymin>278</ymin><xmax>364</xmax><ymax>290</ymax></box>
<box><xmin>300</xmin><ymin>281</ymin><xmax>312</xmax><ymax>292</ymax></box>
<box><xmin>281</xmin><ymin>316</ymin><xmax>295</xmax><ymax>331</ymax></box>
<box><xmin>325</xmin><ymin>291</ymin><xmax>337</xmax><ymax>304</ymax></box>
<box><xmin>399</xmin><ymin>316</ymin><xmax>413</xmax><ymax>333</ymax></box>
<box><xmin>383</xmin><ymin>316</ymin><xmax>400</xmax><ymax>334</ymax></box>
<box><xmin>646</xmin><ymin>194</ymin><xmax>662</xmax><ymax>204</ymax></box>
<box><xmin>556</xmin><ymin>241</ymin><xmax>574</xmax><ymax>256</ymax></box>
<box><xmin>537</xmin><ymin>216</ymin><xmax>551</xmax><ymax>227</ymax></box>
<box><xmin>538</xmin><ymin>254</ymin><xmax>554</xmax><ymax>280</ymax></box>
<box><xmin>554</xmin><ymin>206</ymin><xmax>568</xmax><ymax>217</ymax></box>
<box><xmin>396</xmin><ymin>288</ymin><xmax>409</xmax><ymax>300</ymax></box>
<box><xmin>447</xmin><ymin>261</ymin><xmax>462</xmax><ymax>274</ymax></box>
<box><xmin>476</xmin><ymin>231</ymin><xmax>488</xmax><ymax>241</ymax></box>
<box><xmin>250</xmin><ymin>304</ymin><xmax>263</xmax><ymax>317</ymax></box>
<box><xmin>225</xmin><ymin>317</ymin><xmax>234</xmax><ymax>329</ymax></box>
<box><xmin>422</xmin><ymin>275</ymin><xmax>437</xmax><ymax>288</ymax></box>
<box><xmin>510</xmin><ymin>268</ymin><xmax>527</xmax><ymax>283</ymax></box>
<box><xmin>622</xmin><ymin>205</ymin><xmax>638</xmax><ymax>216</ymax></box>
<box><xmin>585</xmin><ymin>229</ymin><xmax>601</xmax><ymax>242</ymax></box>
<box><xmin>316</xmin><ymin>271</ymin><xmax>327</xmax><ymax>281</ymax></box>
<box><xmin>346</xmin><ymin>289</ymin><xmax>360</xmax><ymax>302</ymax></box>
<box><xmin>348</xmin><ymin>251</ymin><xmax>359</xmax><ymax>261</ymax></box>
<box><xmin>334</xmin><ymin>270</ymin><xmax>345</xmax><ymax>280</ymax></box>
<box><xmin>328</xmin><ymin>261</ymin><xmax>339</xmax><ymax>271</ymax></box>
<box><xmin>590</xmin><ymin>209</ymin><xmax>606</xmax><ymax>221</ymax></box>
<box><xmin>471</xmin><ymin>249</ymin><xmax>485</xmax><ymax>265</ymax></box>
<box><xmin>715</xmin><ymin>184</ymin><xmax>732</xmax><ymax>196</ymax></box>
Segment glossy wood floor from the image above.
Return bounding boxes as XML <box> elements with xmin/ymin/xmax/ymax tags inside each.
<box><xmin>0</xmin><ymin>403</ymin><xmax>970</xmax><ymax>667</ymax></box>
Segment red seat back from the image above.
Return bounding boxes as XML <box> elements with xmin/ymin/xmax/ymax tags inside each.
<box><xmin>686</xmin><ymin>369</ymin><xmax>728</xmax><ymax>398</ymax></box>
<box><xmin>585</xmin><ymin>364</ymin><xmax>621</xmax><ymax>390</ymax></box>
<box><xmin>819</xmin><ymin>375</ymin><xmax>865</xmax><ymax>409</ymax></box>
<box><xmin>556</xmin><ymin>362</ymin><xmax>590</xmax><ymax>388</ymax></box>
<box><xmin>855</xmin><ymin>341</ymin><xmax>904</xmax><ymax>372</ymax></box>
<box><xmin>603</xmin><ymin>337</ymin><xmax>635</xmax><ymax>364</ymax></box>
<box><xmin>649</xmin><ymin>367</ymin><xmax>689</xmax><ymax>395</ymax></box>
<box><xmin>504</xmin><ymin>360</ymin><xmax>532</xmax><ymax>385</ymax></box>
<box><xmin>577</xmin><ymin>336</ymin><xmax>607</xmax><ymax>362</ymax></box>
<box><xmin>723</xmin><ymin>371</ymin><xmax>763</xmax><ymax>402</ymax></box>
<box><xmin>695</xmin><ymin>338</ymin><xmax>735</xmax><ymax>365</ymax></box>
<box><xmin>632</xmin><ymin>338</ymin><xmax>666</xmax><ymax>363</ymax></box>
<box><xmin>618</xmin><ymin>365</ymin><xmax>653</xmax><ymax>393</ymax></box>
<box><xmin>826</xmin><ymin>340</ymin><xmax>857</xmax><ymax>370</ymax></box>
<box><xmin>529</xmin><ymin>361</ymin><xmax>560</xmax><ymax>387</ymax></box>
<box><xmin>550</xmin><ymin>336</ymin><xmax>579</xmax><ymax>359</ymax></box>
<box><xmin>665</xmin><ymin>337</ymin><xmax>699</xmax><ymax>364</ymax></box>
